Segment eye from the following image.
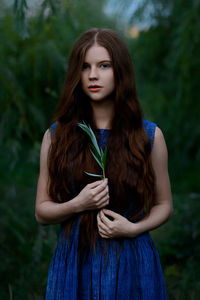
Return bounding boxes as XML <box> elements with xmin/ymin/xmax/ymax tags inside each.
<box><xmin>82</xmin><ymin>63</ymin><xmax>90</xmax><ymax>70</ymax></box>
<box><xmin>100</xmin><ymin>63</ymin><xmax>111</xmax><ymax>69</ymax></box>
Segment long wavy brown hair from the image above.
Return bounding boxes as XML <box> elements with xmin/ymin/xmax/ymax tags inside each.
<box><xmin>48</xmin><ymin>28</ymin><xmax>155</xmax><ymax>252</ymax></box>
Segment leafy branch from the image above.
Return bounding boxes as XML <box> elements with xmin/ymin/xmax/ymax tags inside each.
<box><xmin>77</xmin><ymin>122</ymin><xmax>107</xmax><ymax>179</ymax></box>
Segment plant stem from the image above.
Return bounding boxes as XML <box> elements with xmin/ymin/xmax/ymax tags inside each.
<box><xmin>102</xmin><ymin>160</ymin><xmax>105</xmax><ymax>179</ymax></box>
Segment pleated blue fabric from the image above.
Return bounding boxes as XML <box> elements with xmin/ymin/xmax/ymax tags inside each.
<box><xmin>45</xmin><ymin>120</ymin><xmax>167</xmax><ymax>300</ymax></box>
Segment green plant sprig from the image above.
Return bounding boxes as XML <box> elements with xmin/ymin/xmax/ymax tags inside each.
<box><xmin>77</xmin><ymin>122</ymin><xmax>107</xmax><ymax>180</ymax></box>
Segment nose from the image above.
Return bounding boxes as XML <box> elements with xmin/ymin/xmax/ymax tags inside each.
<box><xmin>89</xmin><ymin>66</ymin><xmax>98</xmax><ymax>80</ymax></box>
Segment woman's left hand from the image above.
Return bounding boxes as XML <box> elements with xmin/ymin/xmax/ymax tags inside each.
<box><xmin>97</xmin><ymin>209</ymin><xmax>138</xmax><ymax>239</ymax></box>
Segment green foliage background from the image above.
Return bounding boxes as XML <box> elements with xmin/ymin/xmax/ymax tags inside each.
<box><xmin>0</xmin><ymin>0</ymin><xmax>200</xmax><ymax>299</ymax></box>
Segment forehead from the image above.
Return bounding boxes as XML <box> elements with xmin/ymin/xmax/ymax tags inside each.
<box><xmin>84</xmin><ymin>44</ymin><xmax>111</xmax><ymax>62</ymax></box>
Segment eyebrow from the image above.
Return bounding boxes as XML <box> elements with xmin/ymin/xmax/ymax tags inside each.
<box><xmin>98</xmin><ymin>60</ymin><xmax>112</xmax><ymax>63</ymax></box>
<box><xmin>83</xmin><ymin>60</ymin><xmax>112</xmax><ymax>64</ymax></box>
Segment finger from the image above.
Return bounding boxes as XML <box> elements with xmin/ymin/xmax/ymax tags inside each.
<box><xmin>88</xmin><ymin>180</ymin><xmax>104</xmax><ymax>188</ymax></box>
<box><xmin>97</xmin><ymin>214</ymin><xmax>108</xmax><ymax>231</ymax></box>
<box><xmin>93</xmin><ymin>178</ymin><xmax>108</xmax><ymax>194</ymax></box>
<box><xmin>102</xmin><ymin>209</ymin><xmax>121</xmax><ymax>220</ymax></box>
<box><xmin>96</xmin><ymin>185</ymin><xmax>109</xmax><ymax>201</ymax></box>
<box><xmin>98</xmin><ymin>228</ymin><xmax>110</xmax><ymax>239</ymax></box>
<box><xmin>97</xmin><ymin>213</ymin><xmax>101</xmax><ymax>224</ymax></box>
<box><xmin>93</xmin><ymin>187</ymin><xmax>109</xmax><ymax>205</ymax></box>
<box><xmin>98</xmin><ymin>221</ymin><xmax>109</xmax><ymax>232</ymax></box>
<box><xmin>99</xmin><ymin>210</ymin><xmax>113</xmax><ymax>227</ymax></box>
<box><xmin>97</xmin><ymin>193</ymin><xmax>109</xmax><ymax>207</ymax></box>
<box><xmin>99</xmin><ymin>209</ymin><xmax>105</xmax><ymax>220</ymax></box>
<box><xmin>99</xmin><ymin>231</ymin><xmax>111</xmax><ymax>239</ymax></box>
<box><xmin>98</xmin><ymin>200</ymin><xmax>109</xmax><ymax>209</ymax></box>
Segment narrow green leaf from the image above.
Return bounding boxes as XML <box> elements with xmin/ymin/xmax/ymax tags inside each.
<box><xmin>84</xmin><ymin>171</ymin><xmax>102</xmax><ymax>178</ymax></box>
<box><xmin>90</xmin><ymin>149</ymin><xmax>103</xmax><ymax>169</ymax></box>
<box><xmin>78</xmin><ymin>122</ymin><xmax>101</xmax><ymax>156</ymax></box>
<box><xmin>78</xmin><ymin>122</ymin><xmax>107</xmax><ymax>180</ymax></box>
<box><xmin>90</xmin><ymin>143</ymin><xmax>101</xmax><ymax>161</ymax></box>
<box><xmin>102</xmin><ymin>148</ymin><xmax>107</xmax><ymax>167</ymax></box>
<box><xmin>77</xmin><ymin>123</ymin><xmax>93</xmax><ymax>139</ymax></box>
<box><xmin>88</xmin><ymin>125</ymin><xmax>101</xmax><ymax>156</ymax></box>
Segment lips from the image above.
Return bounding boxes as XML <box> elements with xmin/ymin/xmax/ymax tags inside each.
<box><xmin>88</xmin><ymin>85</ymin><xmax>102</xmax><ymax>92</ymax></box>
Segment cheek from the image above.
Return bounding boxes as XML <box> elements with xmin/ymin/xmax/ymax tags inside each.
<box><xmin>109</xmin><ymin>73</ymin><xmax>115</xmax><ymax>90</ymax></box>
<box><xmin>108</xmin><ymin>71</ymin><xmax>115</xmax><ymax>86</ymax></box>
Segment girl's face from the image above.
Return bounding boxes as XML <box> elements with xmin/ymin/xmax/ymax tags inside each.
<box><xmin>81</xmin><ymin>44</ymin><xmax>115</xmax><ymax>103</ymax></box>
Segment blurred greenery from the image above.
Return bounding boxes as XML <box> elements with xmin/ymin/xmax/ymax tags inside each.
<box><xmin>0</xmin><ymin>0</ymin><xmax>199</xmax><ymax>299</ymax></box>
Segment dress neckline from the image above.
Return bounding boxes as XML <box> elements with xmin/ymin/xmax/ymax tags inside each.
<box><xmin>96</xmin><ymin>128</ymin><xmax>111</xmax><ymax>131</ymax></box>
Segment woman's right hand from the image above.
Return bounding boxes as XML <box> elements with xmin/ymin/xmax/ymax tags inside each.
<box><xmin>77</xmin><ymin>179</ymin><xmax>109</xmax><ymax>211</ymax></box>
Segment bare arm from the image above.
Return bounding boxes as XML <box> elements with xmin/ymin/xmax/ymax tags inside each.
<box><xmin>97</xmin><ymin>127</ymin><xmax>173</xmax><ymax>238</ymax></box>
<box><xmin>35</xmin><ymin>129</ymin><xmax>109</xmax><ymax>225</ymax></box>
<box><xmin>131</xmin><ymin>126</ymin><xmax>173</xmax><ymax>234</ymax></box>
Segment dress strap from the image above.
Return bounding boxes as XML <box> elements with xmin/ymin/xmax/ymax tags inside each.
<box><xmin>50</xmin><ymin>122</ymin><xmax>58</xmax><ymax>138</ymax></box>
<box><xmin>142</xmin><ymin>120</ymin><xmax>157</xmax><ymax>149</ymax></box>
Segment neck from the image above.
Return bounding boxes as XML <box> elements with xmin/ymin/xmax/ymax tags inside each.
<box><xmin>90</xmin><ymin>99</ymin><xmax>114</xmax><ymax>129</ymax></box>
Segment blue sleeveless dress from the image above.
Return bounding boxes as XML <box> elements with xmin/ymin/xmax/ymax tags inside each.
<box><xmin>45</xmin><ymin>120</ymin><xmax>167</xmax><ymax>300</ymax></box>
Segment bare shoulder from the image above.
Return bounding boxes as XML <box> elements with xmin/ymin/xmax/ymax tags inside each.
<box><xmin>151</xmin><ymin>127</ymin><xmax>173</xmax><ymax>210</ymax></box>
<box><xmin>41</xmin><ymin>129</ymin><xmax>51</xmax><ymax>153</ymax></box>
<box><xmin>40</xmin><ymin>129</ymin><xmax>52</xmax><ymax>168</ymax></box>
<box><xmin>36</xmin><ymin>129</ymin><xmax>53</xmax><ymax>209</ymax></box>
<box><xmin>153</xmin><ymin>127</ymin><xmax>167</xmax><ymax>152</ymax></box>
<box><xmin>42</xmin><ymin>128</ymin><xmax>51</xmax><ymax>146</ymax></box>
<box><xmin>154</xmin><ymin>126</ymin><xmax>166</xmax><ymax>143</ymax></box>
<box><xmin>152</xmin><ymin>126</ymin><xmax>168</xmax><ymax>166</ymax></box>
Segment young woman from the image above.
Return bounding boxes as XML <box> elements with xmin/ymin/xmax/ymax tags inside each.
<box><xmin>35</xmin><ymin>28</ymin><xmax>173</xmax><ymax>299</ymax></box>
